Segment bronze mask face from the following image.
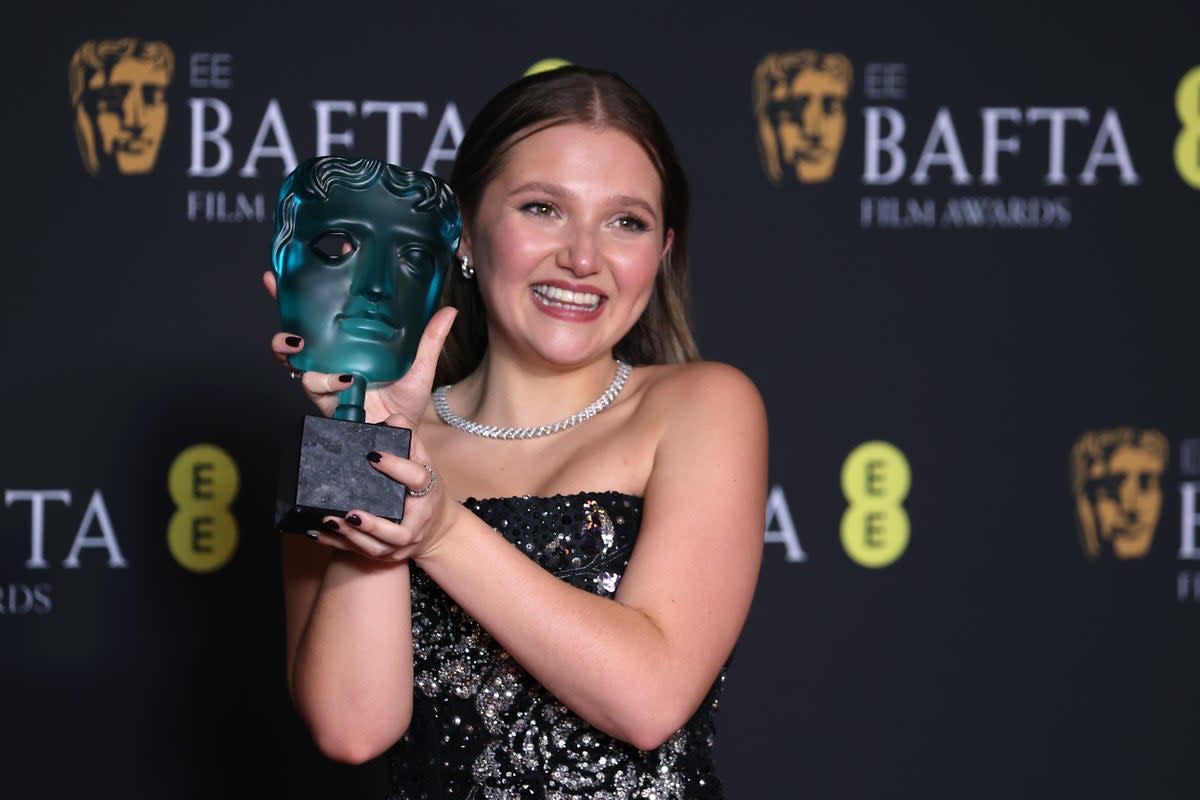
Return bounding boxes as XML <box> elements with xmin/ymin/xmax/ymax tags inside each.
<box><xmin>272</xmin><ymin>157</ymin><xmax>462</xmax><ymax>386</ymax></box>
<box><xmin>1072</xmin><ymin>428</ymin><xmax>1168</xmax><ymax>559</ymax></box>
<box><xmin>70</xmin><ymin>39</ymin><xmax>174</xmax><ymax>176</ymax></box>
<box><xmin>754</xmin><ymin>51</ymin><xmax>852</xmax><ymax>184</ymax></box>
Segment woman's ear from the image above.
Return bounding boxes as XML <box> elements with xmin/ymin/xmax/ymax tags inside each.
<box><xmin>660</xmin><ymin>228</ymin><xmax>675</xmax><ymax>264</ymax></box>
<box><xmin>262</xmin><ymin>270</ymin><xmax>278</xmax><ymax>299</ymax></box>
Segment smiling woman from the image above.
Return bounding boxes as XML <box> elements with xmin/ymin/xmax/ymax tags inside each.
<box><xmin>269</xmin><ymin>65</ymin><xmax>768</xmax><ymax>800</ymax></box>
<box><xmin>455</xmin><ymin>123</ymin><xmax>671</xmax><ymax>370</ymax></box>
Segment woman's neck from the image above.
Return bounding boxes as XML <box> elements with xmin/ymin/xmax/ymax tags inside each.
<box><xmin>446</xmin><ymin>349</ymin><xmax>624</xmax><ymax>431</ymax></box>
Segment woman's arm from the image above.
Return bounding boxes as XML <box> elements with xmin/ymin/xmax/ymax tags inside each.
<box><xmin>282</xmin><ymin>537</ymin><xmax>414</xmax><ymax>764</ymax></box>
<box><xmin>274</xmin><ymin>307</ymin><xmax>460</xmax><ymax>764</ymax></box>
<box><xmin>400</xmin><ymin>362</ymin><xmax>768</xmax><ymax>749</ymax></box>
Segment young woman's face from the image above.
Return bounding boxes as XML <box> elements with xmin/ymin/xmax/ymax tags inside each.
<box><xmin>464</xmin><ymin>123</ymin><xmax>673</xmax><ymax>368</ymax></box>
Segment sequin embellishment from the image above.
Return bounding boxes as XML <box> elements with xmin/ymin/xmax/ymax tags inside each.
<box><xmin>388</xmin><ymin>492</ymin><xmax>725</xmax><ymax>800</ymax></box>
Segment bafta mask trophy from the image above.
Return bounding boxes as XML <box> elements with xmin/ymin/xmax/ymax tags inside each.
<box><xmin>272</xmin><ymin>156</ymin><xmax>461</xmax><ymax>532</ymax></box>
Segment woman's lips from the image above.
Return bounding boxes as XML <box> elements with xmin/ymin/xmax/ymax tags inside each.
<box><xmin>530</xmin><ymin>283</ymin><xmax>604</xmax><ymax>312</ymax></box>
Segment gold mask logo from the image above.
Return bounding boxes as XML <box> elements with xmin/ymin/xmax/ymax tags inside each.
<box><xmin>753</xmin><ymin>50</ymin><xmax>853</xmax><ymax>184</ymax></box>
<box><xmin>1071</xmin><ymin>428</ymin><xmax>1168</xmax><ymax>560</ymax></box>
<box><xmin>69</xmin><ymin>38</ymin><xmax>175</xmax><ymax>177</ymax></box>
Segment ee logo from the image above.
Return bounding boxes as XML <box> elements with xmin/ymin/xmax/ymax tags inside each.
<box><xmin>1177</xmin><ymin>66</ymin><xmax>1200</xmax><ymax>190</ymax></box>
<box><xmin>167</xmin><ymin>444</ymin><xmax>239</xmax><ymax>572</ymax></box>
<box><xmin>524</xmin><ymin>57</ymin><xmax>572</xmax><ymax>77</ymax></box>
<box><xmin>840</xmin><ymin>441</ymin><xmax>911</xmax><ymax>568</ymax></box>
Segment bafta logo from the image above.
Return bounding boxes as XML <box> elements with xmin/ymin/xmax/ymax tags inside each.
<box><xmin>69</xmin><ymin>38</ymin><xmax>175</xmax><ymax>176</ymax></box>
<box><xmin>753</xmin><ymin>50</ymin><xmax>852</xmax><ymax>184</ymax></box>
<box><xmin>1071</xmin><ymin>428</ymin><xmax>1168</xmax><ymax>560</ymax></box>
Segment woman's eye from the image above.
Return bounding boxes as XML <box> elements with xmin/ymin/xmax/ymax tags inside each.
<box><xmin>614</xmin><ymin>215</ymin><xmax>650</xmax><ymax>232</ymax></box>
<box><xmin>312</xmin><ymin>232</ymin><xmax>355</xmax><ymax>261</ymax></box>
<box><xmin>521</xmin><ymin>202</ymin><xmax>555</xmax><ymax>217</ymax></box>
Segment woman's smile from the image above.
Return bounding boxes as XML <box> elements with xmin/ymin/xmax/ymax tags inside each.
<box><xmin>465</xmin><ymin>123</ymin><xmax>672</xmax><ymax>365</ymax></box>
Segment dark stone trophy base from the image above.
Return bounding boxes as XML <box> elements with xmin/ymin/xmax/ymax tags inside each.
<box><xmin>275</xmin><ymin>415</ymin><xmax>412</xmax><ymax>533</ymax></box>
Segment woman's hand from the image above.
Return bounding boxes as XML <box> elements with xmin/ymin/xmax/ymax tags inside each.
<box><xmin>263</xmin><ymin>270</ymin><xmax>457</xmax><ymax>423</ymax></box>
<box><xmin>264</xmin><ymin>269</ymin><xmax>461</xmax><ymax>561</ymax></box>
<box><xmin>313</xmin><ymin>436</ymin><xmax>462</xmax><ymax>564</ymax></box>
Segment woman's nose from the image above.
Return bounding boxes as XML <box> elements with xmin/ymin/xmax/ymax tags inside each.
<box><xmin>556</xmin><ymin>225</ymin><xmax>600</xmax><ymax>276</ymax></box>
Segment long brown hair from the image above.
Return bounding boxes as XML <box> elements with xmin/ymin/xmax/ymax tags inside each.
<box><xmin>438</xmin><ymin>65</ymin><xmax>699</xmax><ymax>386</ymax></box>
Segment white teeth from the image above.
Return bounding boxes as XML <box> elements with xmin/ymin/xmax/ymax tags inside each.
<box><xmin>532</xmin><ymin>284</ymin><xmax>602</xmax><ymax>310</ymax></box>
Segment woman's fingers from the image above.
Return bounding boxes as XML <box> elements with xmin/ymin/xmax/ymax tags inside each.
<box><xmin>299</xmin><ymin>371</ymin><xmax>356</xmax><ymax>396</ymax></box>
<box><xmin>271</xmin><ymin>331</ymin><xmax>304</xmax><ymax>369</ymax></box>
<box><xmin>364</xmin><ymin>449</ymin><xmax>435</xmax><ymax>495</ymax></box>
<box><xmin>373</xmin><ymin>306</ymin><xmax>458</xmax><ymax>425</ymax></box>
<box><xmin>309</xmin><ymin>522</ymin><xmax>397</xmax><ymax>560</ymax></box>
<box><xmin>405</xmin><ymin>306</ymin><xmax>458</xmax><ymax>392</ymax></box>
<box><xmin>315</xmin><ymin>445</ymin><xmax>440</xmax><ymax>562</ymax></box>
<box><xmin>270</xmin><ymin>332</ymin><xmax>356</xmax><ymax>396</ymax></box>
<box><xmin>302</xmin><ymin>529</ymin><xmax>354</xmax><ymax>553</ymax></box>
<box><xmin>322</xmin><ymin>512</ymin><xmax>413</xmax><ymax>560</ymax></box>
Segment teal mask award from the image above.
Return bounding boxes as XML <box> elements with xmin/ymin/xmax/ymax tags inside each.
<box><xmin>272</xmin><ymin>156</ymin><xmax>461</xmax><ymax>532</ymax></box>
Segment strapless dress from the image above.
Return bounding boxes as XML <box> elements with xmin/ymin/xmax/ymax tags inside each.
<box><xmin>386</xmin><ymin>492</ymin><xmax>725</xmax><ymax>800</ymax></box>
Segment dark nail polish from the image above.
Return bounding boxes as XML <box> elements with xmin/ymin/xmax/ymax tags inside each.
<box><xmin>366</xmin><ymin>451</ymin><xmax>382</xmax><ymax>463</ymax></box>
<box><xmin>285</xmin><ymin>335</ymin><xmax>302</xmax><ymax>347</ymax></box>
<box><xmin>305</xmin><ymin>531</ymin><xmax>319</xmax><ymax>541</ymax></box>
<box><xmin>339</xmin><ymin>374</ymin><xmax>354</xmax><ymax>383</ymax></box>
<box><xmin>322</xmin><ymin>519</ymin><xmax>340</xmax><ymax>531</ymax></box>
<box><xmin>346</xmin><ymin>513</ymin><xmax>362</xmax><ymax>526</ymax></box>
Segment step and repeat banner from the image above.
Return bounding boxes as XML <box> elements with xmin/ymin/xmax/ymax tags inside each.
<box><xmin>5</xmin><ymin>2</ymin><xmax>1198</xmax><ymax>798</ymax></box>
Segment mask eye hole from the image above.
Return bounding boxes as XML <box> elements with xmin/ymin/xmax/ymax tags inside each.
<box><xmin>311</xmin><ymin>232</ymin><xmax>355</xmax><ymax>262</ymax></box>
<box><xmin>397</xmin><ymin>246</ymin><xmax>431</xmax><ymax>277</ymax></box>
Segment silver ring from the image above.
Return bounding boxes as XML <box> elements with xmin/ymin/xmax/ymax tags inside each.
<box><xmin>408</xmin><ymin>463</ymin><xmax>437</xmax><ymax>497</ymax></box>
<box><xmin>290</xmin><ymin>369</ymin><xmax>305</xmax><ymax>380</ymax></box>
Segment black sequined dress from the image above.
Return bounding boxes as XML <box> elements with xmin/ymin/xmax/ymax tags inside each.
<box><xmin>387</xmin><ymin>492</ymin><xmax>725</xmax><ymax>800</ymax></box>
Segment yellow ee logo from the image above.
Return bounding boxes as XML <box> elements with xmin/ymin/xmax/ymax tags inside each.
<box><xmin>840</xmin><ymin>441</ymin><xmax>911</xmax><ymax>568</ymax></box>
<box><xmin>167</xmin><ymin>444</ymin><xmax>239</xmax><ymax>573</ymax></box>
<box><xmin>1176</xmin><ymin>66</ymin><xmax>1200</xmax><ymax>189</ymax></box>
<box><xmin>524</xmin><ymin>58</ymin><xmax>572</xmax><ymax>77</ymax></box>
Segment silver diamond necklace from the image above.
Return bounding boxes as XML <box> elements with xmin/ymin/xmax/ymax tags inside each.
<box><xmin>433</xmin><ymin>361</ymin><xmax>633</xmax><ymax>440</ymax></box>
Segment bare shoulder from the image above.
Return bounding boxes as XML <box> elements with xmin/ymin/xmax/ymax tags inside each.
<box><xmin>634</xmin><ymin>361</ymin><xmax>768</xmax><ymax>536</ymax></box>
<box><xmin>636</xmin><ymin>361</ymin><xmax>765</xmax><ymax>416</ymax></box>
<box><xmin>628</xmin><ymin>362</ymin><xmax>768</xmax><ymax>455</ymax></box>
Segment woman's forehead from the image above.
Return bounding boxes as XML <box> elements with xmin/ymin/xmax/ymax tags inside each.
<box><xmin>491</xmin><ymin>124</ymin><xmax>663</xmax><ymax>197</ymax></box>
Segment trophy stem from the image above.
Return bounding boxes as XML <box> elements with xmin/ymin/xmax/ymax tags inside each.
<box><xmin>333</xmin><ymin>375</ymin><xmax>367</xmax><ymax>422</ymax></box>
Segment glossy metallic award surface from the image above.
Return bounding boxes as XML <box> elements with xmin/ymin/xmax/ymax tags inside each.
<box><xmin>272</xmin><ymin>156</ymin><xmax>461</xmax><ymax>531</ymax></box>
